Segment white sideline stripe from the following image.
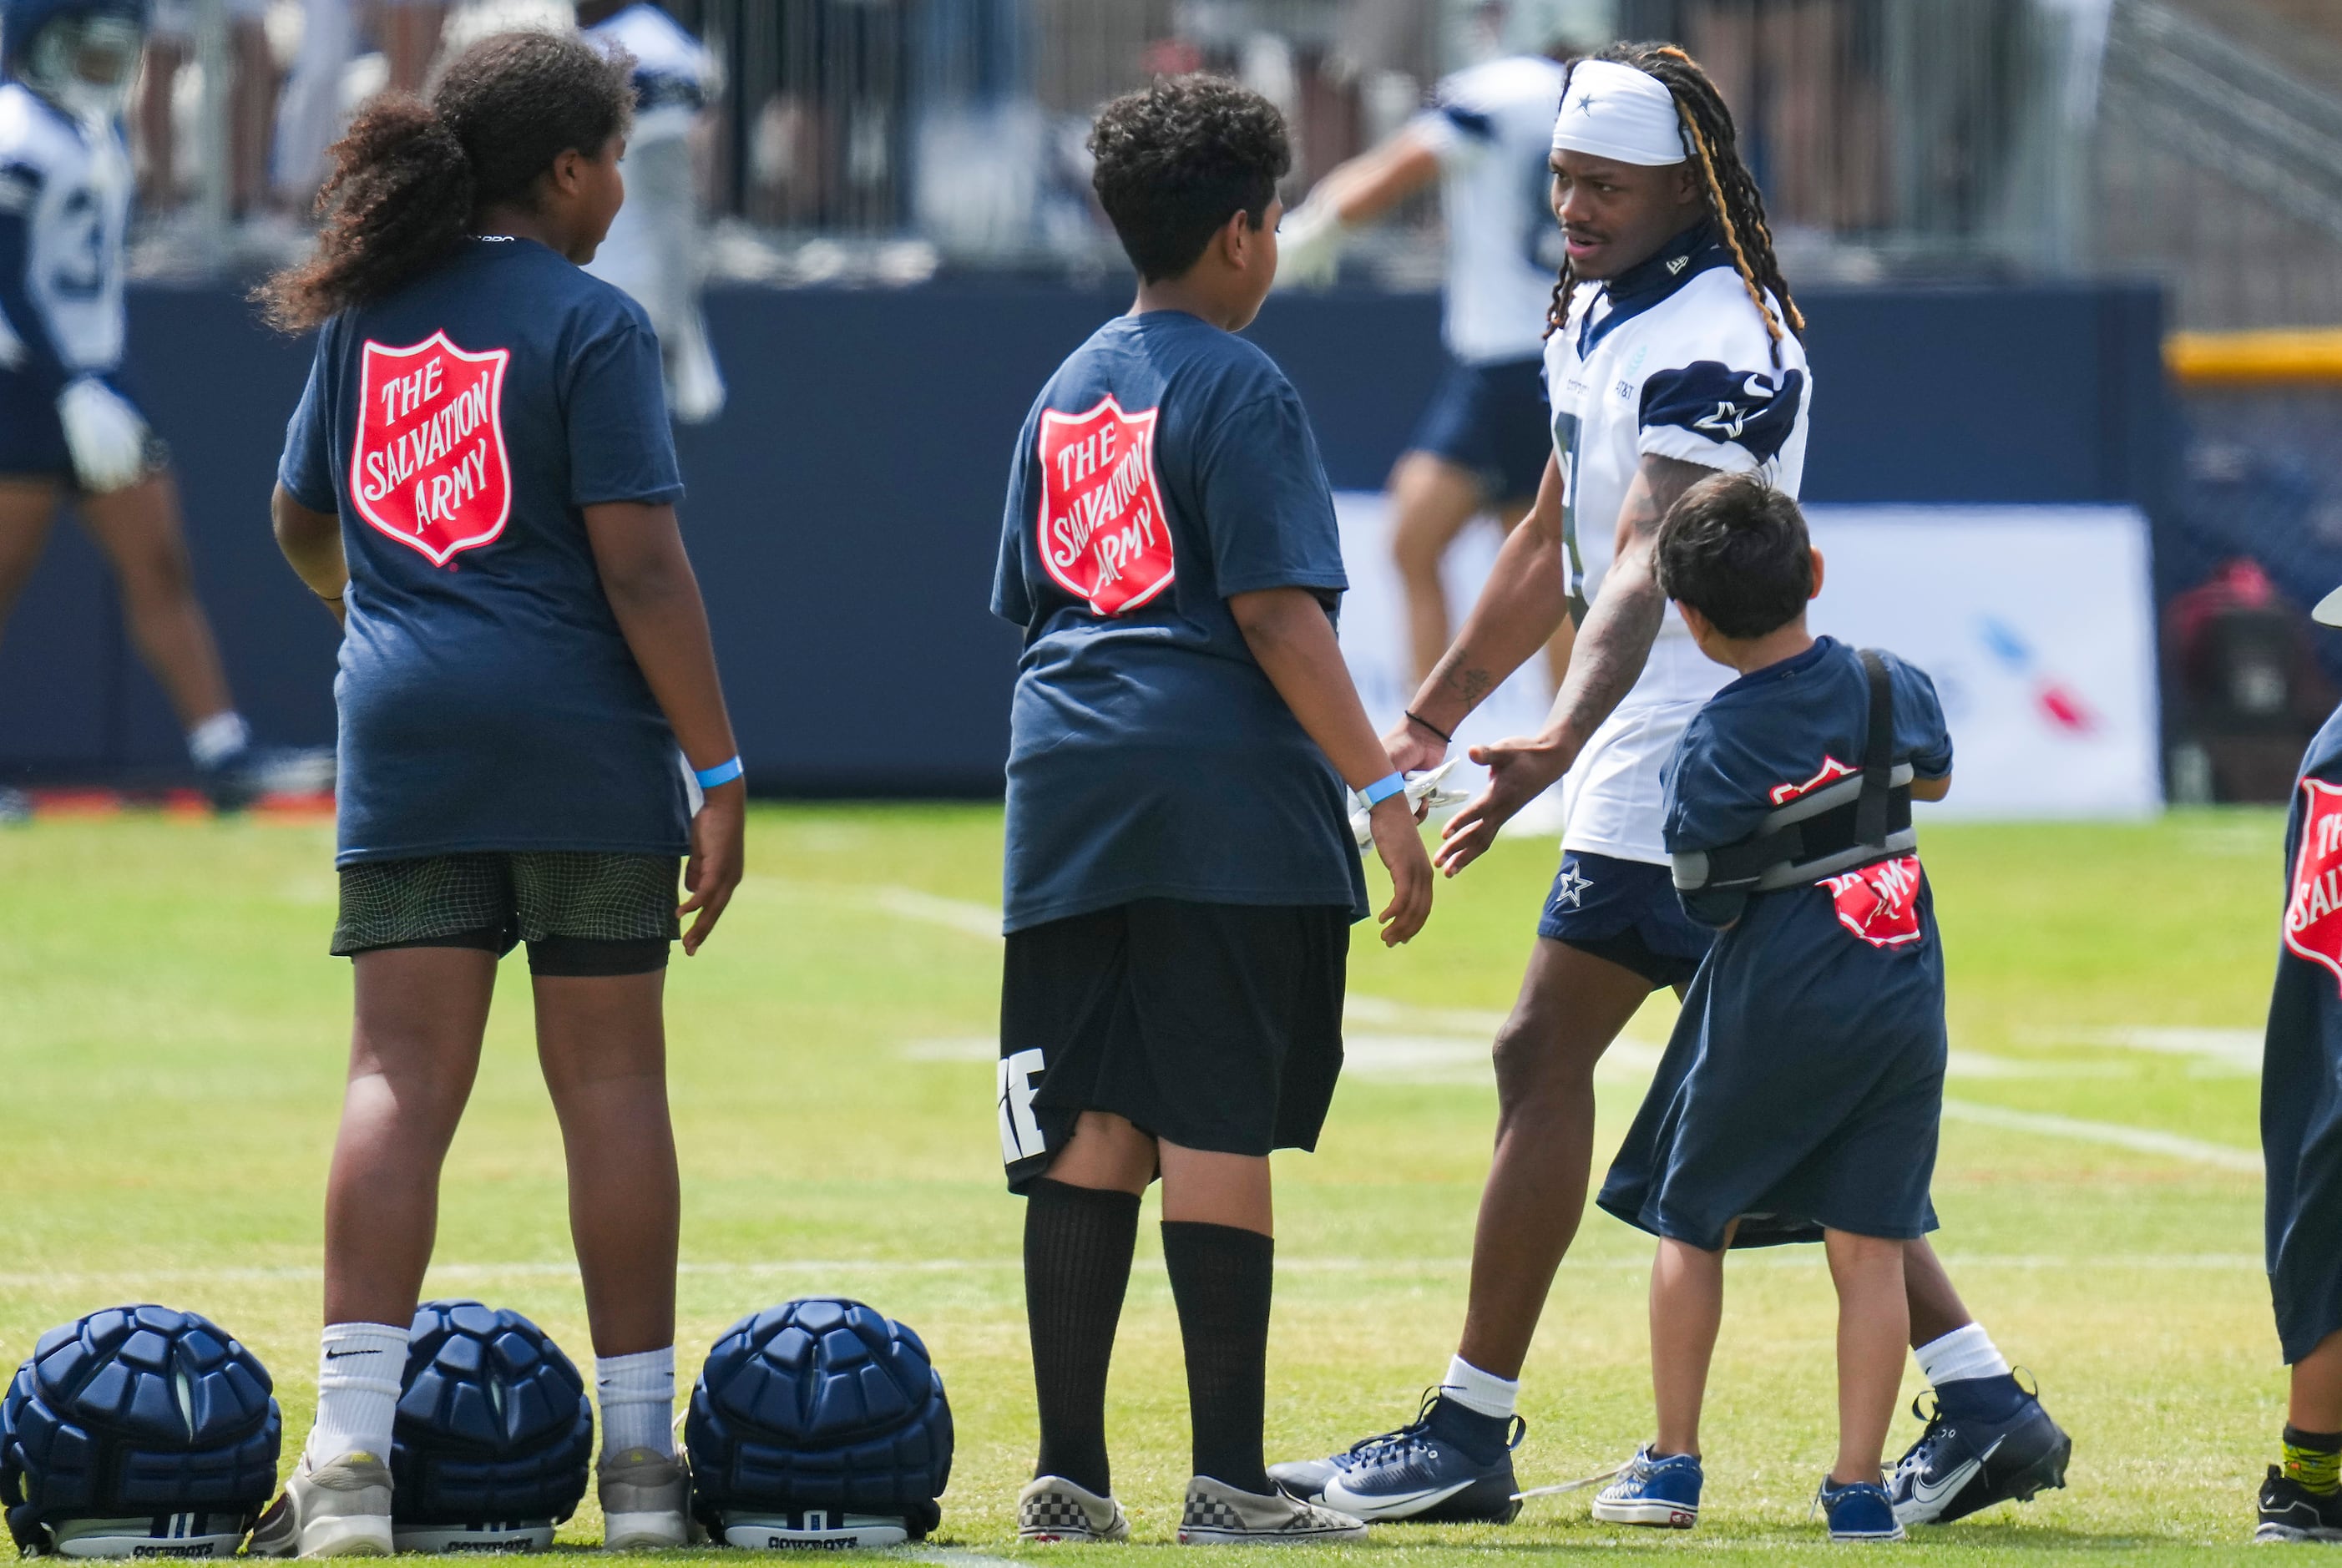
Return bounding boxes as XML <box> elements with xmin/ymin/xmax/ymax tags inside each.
<box><xmin>870</xmin><ymin>888</ymin><xmax>1004</xmax><ymax>941</ymax></box>
<box><xmin>913</xmin><ymin>1551</ymin><xmax>1023</xmax><ymax>1568</ymax></box>
<box><xmin>0</xmin><ymin>1252</ymin><xmax>2265</xmax><ymax>1291</ymax></box>
<box><xmin>2021</xmin><ymin>1024</ymin><xmax>2263</xmax><ymax>1073</ymax></box>
<box><xmin>1940</xmin><ymin>1098</ymin><xmax>2261</xmax><ymax>1171</ymax></box>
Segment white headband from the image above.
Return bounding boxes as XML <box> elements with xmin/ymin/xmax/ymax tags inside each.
<box><xmin>1550</xmin><ymin>59</ymin><xmax>1689</xmax><ymax>167</ymax></box>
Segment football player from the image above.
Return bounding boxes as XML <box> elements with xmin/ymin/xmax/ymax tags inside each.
<box><xmin>2253</xmin><ymin>582</ymin><xmax>2342</xmax><ymax>1543</ymax></box>
<box><xmin>1272</xmin><ymin>42</ymin><xmax>2071</xmax><ymax>1531</ymax></box>
<box><xmin>1277</xmin><ymin>36</ymin><xmax>1571</xmax><ymax>691</ymax></box>
<box><xmin>0</xmin><ymin>0</ymin><xmax>326</xmax><ymax>809</ymax></box>
<box><xmin>579</xmin><ymin>0</ymin><xmax>725</xmax><ymax>423</ymax></box>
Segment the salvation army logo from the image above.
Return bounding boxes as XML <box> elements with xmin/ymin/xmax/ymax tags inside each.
<box><xmin>1036</xmin><ymin>394</ymin><xmax>1174</xmax><ymax>616</ymax></box>
<box><xmin>1819</xmin><ymin>853</ymin><xmax>1925</xmax><ymax>948</ymax></box>
<box><xmin>351</xmin><ymin>331</ymin><xmax>513</xmax><ymax>567</ymax></box>
<box><xmin>2284</xmin><ymin>778</ymin><xmax>2342</xmax><ymax>993</ymax></box>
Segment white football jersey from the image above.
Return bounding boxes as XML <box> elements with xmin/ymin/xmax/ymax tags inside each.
<box><xmin>583</xmin><ymin>4</ymin><xmax>711</xmax><ymax>336</ymax></box>
<box><xmin>0</xmin><ymin>81</ymin><xmax>131</xmax><ymax>381</ymax></box>
<box><xmin>1412</xmin><ymin>54</ymin><xmax>1568</xmax><ymax>366</ymax></box>
<box><xmin>1542</xmin><ymin>226</ymin><xmax>1813</xmax><ymax>863</ymax></box>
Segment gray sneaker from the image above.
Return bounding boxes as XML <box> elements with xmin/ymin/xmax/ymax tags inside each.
<box><xmin>1018</xmin><ymin>1474</ymin><xmax>1131</xmax><ymax>1542</ymax></box>
<box><xmin>248</xmin><ymin>1450</ymin><xmax>394</xmax><ymax>1557</ymax></box>
<box><xmin>599</xmin><ymin>1447</ymin><xmax>692</xmax><ymax>1550</ymax></box>
<box><xmin>1178</xmin><ymin>1475</ymin><xmax>1367</xmax><ymax>1545</ymax></box>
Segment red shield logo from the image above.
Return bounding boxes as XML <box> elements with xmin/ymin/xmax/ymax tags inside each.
<box><xmin>1035</xmin><ymin>395</ymin><xmax>1174</xmax><ymax>616</ymax></box>
<box><xmin>350</xmin><ymin>331</ymin><xmax>513</xmax><ymax>567</ymax></box>
<box><xmin>1771</xmin><ymin>755</ymin><xmax>1858</xmax><ymax>806</ymax></box>
<box><xmin>2284</xmin><ymin>778</ymin><xmax>2342</xmax><ymax>993</ymax></box>
<box><xmin>1819</xmin><ymin>854</ymin><xmax>1925</xmax><ymax>948</ymax></box>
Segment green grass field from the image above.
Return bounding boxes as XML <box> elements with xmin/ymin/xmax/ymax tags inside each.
<box><xmin>0</xmin><ymin>806</ymin><xmax>2300</xmax><ymax>1561</ymax></box>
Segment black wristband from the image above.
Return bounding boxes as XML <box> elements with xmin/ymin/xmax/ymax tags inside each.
<box><xmin>1404</xmin><ymin>709</ymin><xmax>1454</xmax><ymax>745</ymax></box>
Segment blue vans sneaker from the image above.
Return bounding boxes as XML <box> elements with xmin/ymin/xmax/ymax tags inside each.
<box><xmin>1818</xmin><ymin>1477</ymin><xmax>1905</xmax><ymax>1541</ymax></box>
<box><xmin>1590</xmin><ymin>1446</ymin><xmax>1701</xmax><ymax>1529</ymax></box>
<box><xmin>1290</xmin><ymin>1393</ymin><xmax>1525</xmax><ymax>1523</ymax></box>
<box><xmin>1888</xmin><ymin>1374</ymin><xmax>2071</xmax><ymax>1525</ymax></box>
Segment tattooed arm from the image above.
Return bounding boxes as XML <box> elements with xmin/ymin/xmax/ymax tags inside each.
<box><xmin>1431</xmin><ymin>452</ymin><xmax>1713</xmax><ymax>875</ymax></box>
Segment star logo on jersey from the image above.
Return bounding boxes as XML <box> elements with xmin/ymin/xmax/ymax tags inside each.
<box><xmin>1695</xmin><ymin>399</ymin><xmax>1753</xmax><ymax>439</ymax></box>
<box><xmin>2284</xmin><ymin>779</ymin><xmax>2342</xmax><ymax>995</ymax></box>
<box><xmin>1035</xmin><ymin>394</ymin><xmax>1174</xmax><ymax>616</ymax></box>
<box><xmin>1770</xmin><ymin>755</ymin><xmax>1859</xmax><ymax>806</ymax></box>
<box><xmin>1820</xmin><ymin>854</ymin><xmax>1925</xmax><ymax>948</ymax></box>
<box><xmin>351</xmin><ymin>331</ymin><xmax>512</xmax><ymax>567</ymax></box>
<box><xmin>1551</xmin><ymin>862</ymin><xmax>1594</xmax><ymax>908</ymax></box>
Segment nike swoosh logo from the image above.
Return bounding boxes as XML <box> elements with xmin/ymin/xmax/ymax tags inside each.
<box><xmin>324</xmin><ymin>1347</ymin><xmax>382</xmax><ymax>1358</ymax></box>
<box><xmin>1910</xmin><ymin>1436</ymin><xmax>2004</xmax><ymax>1505</ymax></box>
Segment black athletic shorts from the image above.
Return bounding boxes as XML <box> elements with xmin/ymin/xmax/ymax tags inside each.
<box><xmin>331</xmin><ymin>852</ymin><xmax>680</xmax><ymax>976</ymax></box>
<box><xmin>996</xmin><ymin>898</ymin><xmax>1351</xmax><ymax>1193</ymax></box>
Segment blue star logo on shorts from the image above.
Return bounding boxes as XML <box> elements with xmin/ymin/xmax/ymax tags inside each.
<box><xmin>1552</xmin><ymin>863</ymin><xmax>1594</xmax><ymax>909</ymax></box>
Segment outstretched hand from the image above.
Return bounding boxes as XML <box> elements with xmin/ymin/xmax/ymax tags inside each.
<box><xmin>1434</xmin><ymin>735</ymin><xmax>1569</xmax><ymax>878</ymax></box>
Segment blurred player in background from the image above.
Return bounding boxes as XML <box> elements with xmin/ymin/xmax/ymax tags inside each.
<box><xmin>1273</xmin><ymin>43</ymin><xmax>2070</xmax><ymax>1530</ymax></box>
<box><xmin>256</xmin><ymin>30</ymin><xmax>741</xmax><ymax>1554</ymax></box>
<box><xmin>579</xmin><ymin>0</ymin><xmax>723</xmax><ymax>423</ymax></box>
<box><xmin>1276</xmin><ymin>11</ymin><xmax>1569</xmax><ymax>692</ymax></box>
<box><xmin>995</xmin><ymin>73</ymin><xmax>1427</xmax><ymax>1549</ymax></box>
<box><xmin>372</xmin><ymin>0</ymin><xmax>442</xmax><ymax>93</ymax></box>
<box><xmin>137</xmin><ymin>0</ymin><xmax>271</xmax><ymax>215</ymax></box>
<box><xmin>0</xmin><ymin>0</ymin><xmax>326</xmax><ymax>810</ymax></box>
<box><xmin>2253</xmin><ymin>579</ymin><xmax>2342</xmax><ymax>1542</ymax></box>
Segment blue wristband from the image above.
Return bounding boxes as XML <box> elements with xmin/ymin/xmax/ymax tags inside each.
<box><xmin>1361</xmin><ymin>771</ymin><xmax>1407</xmax><ymax>807</ymax></box>
<box><xmin>694</xmin><ymin>756</ymin><xmax>744</xmax><ymax>789</ymax></box>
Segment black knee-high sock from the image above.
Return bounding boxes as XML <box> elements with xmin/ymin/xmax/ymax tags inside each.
<box><xmin>1161</xmin><ymin>1220</ymin><xmax>1275</xmax><ymax>1495</ymax></box>
<box><xmin>1024</xmin><ymin>1178</ymin><xmax>1141</xmax><ymax>1496</ymax></box>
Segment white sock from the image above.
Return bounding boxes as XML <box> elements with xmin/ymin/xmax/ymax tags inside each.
<box><xmin>307</xmin><ymin>1323</ymin><xmax>408</xmax><ymax>1466</ymax></box>
<box><xmin>1914</xmin><ymin>1323</ymin><xmax>2010</xmax><ymax>1387</ymax></box>
<box><xmin>1439</xmin><ymin>1355</ymin><xmax>1520</xmax><ymax>1420</ymax></box>
<box><xmin>186</xmin><ymin>712</ymin><xmax>250</xmax><ymax>769</ymax></box>
<box><xmin>596</xmin><ymin>1347</ymin><xmax>676</xmax><ymax>1459</ymax></box>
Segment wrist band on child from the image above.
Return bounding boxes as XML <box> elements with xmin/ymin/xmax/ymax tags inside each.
<box><xmin>694</xmin><ymin>756</ymin><xmax>744</xmax><ymax>789</ymax></box>
<box><xmin>1404</xmin><ymin>709</ymin><xmax>1453</xmax><ymax>745</ymax></box>
<box><xmin>1361</xmin><ymin>772</ymin><xmax>1407</xmax><ymax>807</ymax></box>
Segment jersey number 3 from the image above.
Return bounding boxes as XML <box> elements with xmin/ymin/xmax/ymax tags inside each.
<box><xmin>352</xmin><ymin>331</ymin><xmax>513</xmax><ymax>568</ymax></box>
<box><xmin>1035</xmin><ymin>394</ymin><xmax>1174</xmax><ymax>617</ymax></box>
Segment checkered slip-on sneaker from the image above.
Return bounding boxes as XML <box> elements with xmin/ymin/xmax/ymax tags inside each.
<box><xmin>1018</xmin><ymin>1475</ymin><xmax>1131</xmax><ymax>1542</ymax></box>
<box><xmin>1177</xmin><ymin>1476</ymin><xmax>1367</xmax><ymax>1545</ymax></box>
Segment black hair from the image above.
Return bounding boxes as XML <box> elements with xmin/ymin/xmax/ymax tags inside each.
<box><xmin>1654</xmin><ymin>470</ymin><xmax>1813</xmax><ymax>639</ymax></box>
<box><xmin>1088</xmin><ymin>74</ymin><xmax>1290</xmax><ymax>283</ymax></box>
<box><xmin>261</xmin><ymin>31</ymin><xmax>634</xmax><ymax>332</ymax></box>
<box><xmin>1545</xmin><ymin>42</ymin><xmax>1804</xmax><ymax>367</ymax></box>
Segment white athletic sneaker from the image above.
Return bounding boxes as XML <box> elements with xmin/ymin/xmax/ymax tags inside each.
<box><xmin>248</xmin><ymin>1450</ymin><xmax>394</xmax><ymax>1557</ymax></box>
<box><xmin>1177</xmin><ymin>1475</ymin><xmax>1366</xmax><ymax>1545</ymax></box>
<box><xmin>598</xmin><ymin>1447</ymin><xmax>692</xmax><ymax>1550</ymax></box>
<box><xmin>1017</xmin><ymin>1474</ymin><xmax>1131</xmax><ymax>1542</ymax></box>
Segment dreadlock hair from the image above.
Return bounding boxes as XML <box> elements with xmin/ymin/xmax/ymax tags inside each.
<box><xmin>260</xmin><ymin>31</ymin><xmax>634</xmax><ymax>333</ymax></box>
<box><xmin>1543</xmin><ymin>41</ymin><xmax>1805</xmax><ymax>368</ymax></box>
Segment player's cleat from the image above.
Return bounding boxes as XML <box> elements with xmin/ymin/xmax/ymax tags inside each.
<box><xmin>1818</xmin><ymin>1476</ymin><xmax>1905</xmax><ymax>1542</ymax></box>
<box><xmin>1016</xmin><ymin>1475</ymin><xmax>1130</xmax><ymax>1542</ymax></box>
<box><xmin>248</xmin><ymin>1450</ymin><xmax>394</xmax><ymax>1558</ymax></box>
<box><xmin>1304</xmin><ymin>1393</ymin><xmax>1524</xmax><ymax>1524</ymax></box>
<box><xmin>598</xmin><ymin>1448</ymin><xmax>691</xmax><ymax>1550</ymax></box>
<box><xmin>1177</xmin><ymin>1476</ymin><xmax>1366</xmax><ymax>1545</ymax></box>
<box><xmin>199</xmin><ymin>743</ymin><xmax>335</xmax><ymax>812</ymax></box>
<box><xmin>1887</xmin><ymin>1377</ymin><xmax>2071</xmax><ymax>1525</ymax></box>
<box><xmin>1590</xmin><ymin>1446</ymin><xmax>1701</xmax><ymax>1529</ymax></box>
<box><xmin>2257</xmin><ymin>1466</ymin><xmax>2342</xmax><ymax>1543</ymax></box>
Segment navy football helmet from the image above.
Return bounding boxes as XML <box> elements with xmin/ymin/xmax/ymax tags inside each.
<box><xmin>389</xmin><ymin>1301</ymin><xmax>592</xmax><ymax>1553</ymax></box>
<box><xmin>1</xmin><ymin>1304</ymin><xmax>281</xmax><ymax>1559</ymax></box>
<box><xmin>685</xmin><ymin>1298</ymin><xmax>953</xmax><ymax>1548</ymax></box>
<box><xmin>2</xmin><ymin>0</ymin><xmax>148</xmax><ymax>120</ymax></box>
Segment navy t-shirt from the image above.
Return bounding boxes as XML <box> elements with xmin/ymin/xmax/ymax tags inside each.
<box><xmin>278</xmin><ymin>236</ymin><xmax>690</xmax><ymax>866</ymax></box>
<box><xmin>1662</xmin><ymin>637</ymin><xmax>1953</xmax><ymax>928</ymax></box>
<box><xmin>991</xmin><ymin>311</ymin><xmax>1368</xmax><ymax>932</ymax></box>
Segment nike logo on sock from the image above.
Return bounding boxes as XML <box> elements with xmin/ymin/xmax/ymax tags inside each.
<box><xmin>324</xmin><ymin>1347</ymin><xmax>382</xmax><ymax>1359</ymax></box>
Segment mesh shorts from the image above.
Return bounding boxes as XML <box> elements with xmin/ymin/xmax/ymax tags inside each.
<box><xmin>332</xmin><ymin>852</ymin><xmax>680</xmax><ymax>975</ymax></box>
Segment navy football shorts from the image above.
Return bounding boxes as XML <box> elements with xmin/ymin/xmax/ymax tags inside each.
<box><xmin>1535</xmin><ymin>849</ymin><xmax>1713</xmax><ymax>991</ymax></box>
<box><xmin>331</xmin><ymin>851</ymin><xmax>680</xmax><ymax>975</ymax></box>
<box><xmin>0</xmin><ymin>369</ymin><xmax>156</xmax><ymax>484</ymax></box>
<box><xmin>1405</xmin><ymin>352</ymin><xmax>1550</xmax><ymax>506</ymax></box>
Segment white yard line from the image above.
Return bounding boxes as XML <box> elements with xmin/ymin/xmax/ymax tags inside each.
<box><xmin>2021</xmin><ymin>1024</ymin><xmax>2262</xmax><ymax>1074</ymax></box>
<box><xmin>870</xmin><ymin>888</ymin><xmax>1004</xmax><ymax>942</ymax></box>
<box><xmin>1940</xmin><ymin>1098</ymin><xmax>2261</xmax><ymax>1171</ymax></box>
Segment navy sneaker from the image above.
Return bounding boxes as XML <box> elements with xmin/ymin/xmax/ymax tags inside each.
<box><xmin>1818</xmin><ymin>1476</ymin><xmax>1904</xmax><ymax>1541</ymax></box>
<box><xmin>2258</xmin><ymin>1466</ymin><xmax>2342</xmax><ymax>1543</ymax></box>
<box><xmin>1888</xmin><ymin>1374</ymin><xmax>2071</xmax><ymax>1525</ymax></box>
<box><xmin>1287</xmin><ymin>1393</ymin><xmax>1525</xmax><ymax>1523</ymax></box>
<box><xmin>1590</xmin><ymin>1446</ymin><xmax>1701</xmax><ymax>1529</ymax></box>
